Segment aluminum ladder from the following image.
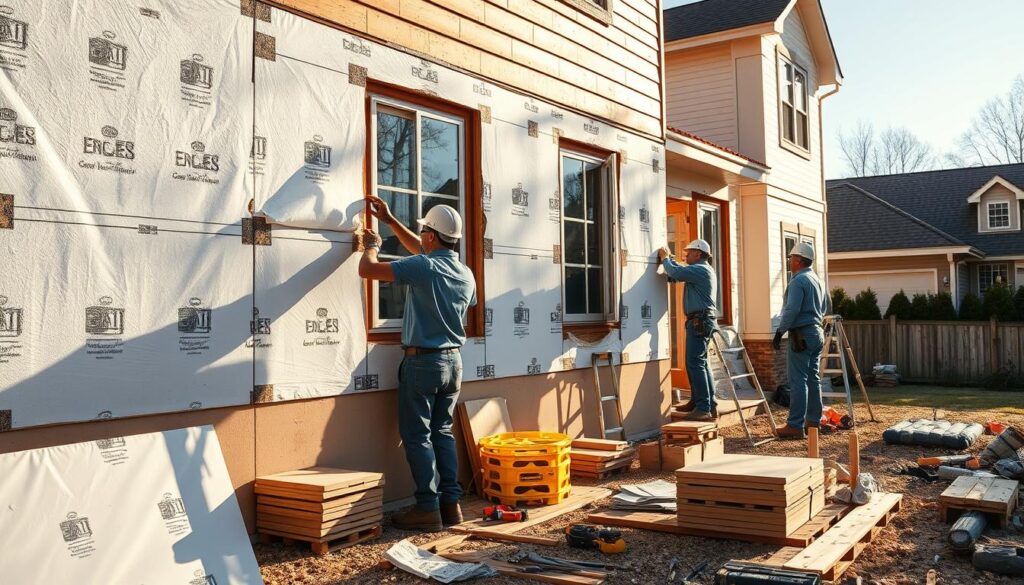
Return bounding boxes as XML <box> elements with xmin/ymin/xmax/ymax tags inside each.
<box><xmin>710</xmin><ymin>329</ymin><xmax>778</xmax><ymax>447</ymax></box>
<box><xmin>819</xmin><ymin>315</ymin><xmax>877</xmax><ymax>425</ymax></box>
<box><xmin>590</xmin><ymin>352</ymin><xmax>626</xmax><ymax>440</ymax></box>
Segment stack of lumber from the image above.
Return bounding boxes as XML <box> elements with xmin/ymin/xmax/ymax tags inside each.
<box><xmin>939</xmin><ymin>476</ymin><xmax>1018</xmax><ymax>528</ymax></box>
<box><xmin>662</xmin><ymin>420</ymin><xmax>718</xmax><ymax>445</ymax></box>
<box><xmin>570</xmin><ymin>438</ymin><xmax>635</xmax><ymax>479</ymax></box>
<box><xmin>256</xmin><ymin>467</ymin><xmax>384</xmax><ymax>555</ymax></box>
<box><xmin>676</xmin><ymin>454</ymin><xmax>825</xmax><ymax>539</ymax></box>
<box><xmin>639</xmin><ymin>421</ymin><xmax>724</xmax><ymax>472</ymax></box>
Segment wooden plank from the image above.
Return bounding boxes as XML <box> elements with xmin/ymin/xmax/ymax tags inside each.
<box><xmin>571</xmin><ymin>438</ymin><xmax>628</xmax><ymax>451</ymax></box>
<box><xmin>257</xmin><ymin>494</ymin><xmax>383</xmax><ymax>521</ymax></box>
<box><xmin>674</xmin><ymin>454</ymin><xmax>822</xmax><ymax>485</ymax></box>
<box><xmin>451</xmin><ymin>526</ymin><xmax>560</xmax><ymax>545</ymax></box>
<box><xmin>254</xmin><ymin>478</ymin><xmax>385</xmax><ymax>501</ymax></box>
<box><xmin>257</xmin><ymin>509</ymin><xmax>384</xmax><ymax>537</ymax></box>
<box><xmin>259</xmin><ymin>516</ymin><xmax>383</xmax><ymax>543</ymax></box>
<box><xmin>569</xmin><ymin>447</ymin><xmax>636</xmax><ymax>461</ymax></box>
<box><xmin>255</xmin><ymin>467</ymin><xmax>384</xmax><ymax>493</ymax></box>
<box><xmin>256</xmin><ymin>488</ymin><xmax>383</xmax><ymax>513</ymax></box>
<box><xmin>442</xmin><ymin>551</ymin><xmax>606</xmax><ymax>584</ymax></box>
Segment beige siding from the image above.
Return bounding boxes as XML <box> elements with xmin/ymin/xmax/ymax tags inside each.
<box><xmin>664</xmin><ymin>44</ymin><xmax>738</xmax><ymax>149</ymax></box>
<box><xmin>761</xmin><ymin>8</ymin><xmax>824</xmax><ymax>200</ymax></box>
<box><xmin>269</xmin><ymin>0</ymin><xmax>663</xmax><ymax>137</ymax></box>
<box><xmin>977</xmin><ymin>183</ymin><xmax>1022</xmax><ymax>232</ymax></box>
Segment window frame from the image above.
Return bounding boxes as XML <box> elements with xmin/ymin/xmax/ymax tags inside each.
<box><xmin>986</xmin><ymin>200</ymin><xmax>1011</xmax><ymax>230</ymax></box>
<box><xmin>689</xmin><ymin>194</ymin><xmax>732</xmax><ymax>325</ymax></box>
<box><xmin>559</xmin><ymin>0</ymin><xmax>613</xmax><ymax>26</ymax></box>
<box><xmin>778</xmin><ymin>53</ymin><xmax>811</xmax><ymax>157</ymax></box>
<box><xmin>363</xmin><ymin>79</ymin><xmax>485</xmax><ymax>343</ymax></box>
<box><xmin>978</xmin><ymin>263</ymin><xmax>1009</xmax><ymax>294</ymax></box>
<box><xmin>557</xmin><ymin>139</ymin><xmax>621</xmax><ymax>335</ymax></box>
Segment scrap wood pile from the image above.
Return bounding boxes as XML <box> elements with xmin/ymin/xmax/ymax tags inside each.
<box><xmin>569</xmin><ymin>438</ymin><xmax>636</xmax><ymax>480</ymax></box>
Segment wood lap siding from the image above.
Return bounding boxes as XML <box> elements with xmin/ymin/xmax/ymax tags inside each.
<box><xmin>269</xmin><ymin>0</ymin><xmax>664</xmax><ymax>138</ymax></box>
<box><xmin>664</xmin><ymin>45</ymin><xmax>737</xmax><ymax>148</ymax></box>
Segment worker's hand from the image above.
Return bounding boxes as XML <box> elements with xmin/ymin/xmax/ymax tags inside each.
<box><xmin>365</xmin><ymin>195</ymin><xmax>395</xmax><ymax>224</ymax></box>
<box><xmin>657</xmin><ymin>247</ymin><xmax>671</xmax><ymax>262</ymax></box>
<box><xmin>361</xmin><ymin>229</ymin><xmax>382</xmax><ymax>251</ymax></box>
<box><xmin>772</xmin><ymin>330</ymin><xmax>783</xmax><ymax>351</ymax></box>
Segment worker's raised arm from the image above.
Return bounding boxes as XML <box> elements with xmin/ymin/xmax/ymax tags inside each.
<box><xmin>366</xmin><ymin>195</ymin><xmax>421</xmax><ymax>255</ymax></box>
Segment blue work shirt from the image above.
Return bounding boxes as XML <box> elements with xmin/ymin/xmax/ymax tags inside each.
<box><xmin>390</xmin><ymin>249</ymin><xmax>477</xmax><ymax>349</ymax></box>
<box><xmin>778</xmin><ymin>267</ymin><xmax>830</xmax><ymax>331</ymax></box>
<box><xmin>662</xmin><ymin>257</ymin><xmax>717</xmax><ymax>316</ymax></box>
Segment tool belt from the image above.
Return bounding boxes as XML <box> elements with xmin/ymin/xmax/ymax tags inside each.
<box><xmin>686</xmin><ymin>310</ymin><xmax>716</xmax><ymax>338</ymax></box>
<box><xmin>403</xmin><ymin>346</ymin><xmax>460</xmax><ymax>357</ymax></box>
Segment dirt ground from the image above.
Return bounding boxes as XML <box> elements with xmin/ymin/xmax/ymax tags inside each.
<box><xmin>257</xmin><ymin>399</ymin><xmax>1024</xmax><ymax>584</ymax></box>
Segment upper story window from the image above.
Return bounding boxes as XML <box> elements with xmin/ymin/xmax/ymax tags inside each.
<box><xmin>979</xmin><ymin>264</ymin><xmax>1009</xmax><ymax>294</ymax></box>
<box><xmin>987</xmin><ymin>201</ymin><xmax>1011</xmax><ymax>229</ymax></box>
<box><xmin>560</xmin><ymin>0</ymin><xmax>613</xmax><ymax>25</ymax></box>
<box><xmin>559</xmin><ymin>148</ymin><xmax>619</xmax><ymax>323</ymax></box>
<box><xmin>779</xmin><ymin>56</ymin><xmax>810</xmax><ymax>152</ymax></box>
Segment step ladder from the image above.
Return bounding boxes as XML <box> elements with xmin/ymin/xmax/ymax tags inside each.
<box><xmin>710</xmin><ymin>329</ymin><xmax>778</xmax><ymax>447</ymax></box>
<box><xmin>590</xmin><ymin>352</ymin><xmax>626</xmax><ymax>440</ymax></box>
<box><xmin>819</xmin><ymin>315</ymin><xmax>877</xmax><ymax>425</ymax></box>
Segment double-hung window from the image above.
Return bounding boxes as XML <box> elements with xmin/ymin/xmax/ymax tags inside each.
<box><xmin>559</xmin><ymin>148</ymin><xmax>618</xmax><ymax>324</ymax></box>
<box><xmin>987</xmin><ymin>201</ymin><xmax>1010</xmax><ymax>229</ymax></box>
<box><xmin>979</xmin><ymin>264</ymin><xmax>1009</xmax><ymax>294</ymax></box>
<box><xmin>779</xmin><ymin>56</ymin><xmax>810</xmax><ymax>151</ymax></box>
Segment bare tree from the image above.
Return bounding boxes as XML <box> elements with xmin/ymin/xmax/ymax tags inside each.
<box><xmin>951</xmin><ymin>75</ymin><xmax>1024</xmax><ymax>166</ymax></box>
<box><xmin>836</xmin><ymin>121</ymin><xmax>934</xmax><ymax>176</ymax></box>
<box><xmin>838</xmin><ymin>120</ymin><xmax>874</xmax><ymax>177</ymax></box>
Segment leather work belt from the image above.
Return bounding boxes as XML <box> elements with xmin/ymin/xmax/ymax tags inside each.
<box><xmin>403</xmin><ymin>346</ymin><xmax>460</xmax><ymax>357</ymax></box>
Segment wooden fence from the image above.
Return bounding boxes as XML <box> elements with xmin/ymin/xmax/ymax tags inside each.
<box><xmin>843</xmin><ymin>317</ymin><xmax>1024</xmax><ymax>385</ymax></box>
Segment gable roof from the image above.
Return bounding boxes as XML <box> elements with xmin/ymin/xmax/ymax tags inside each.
<box><xmin>966</xmin><ymin>175</ymin><xmax>1024</xmax><ymax>203</ymax></box>
<box><xmin>663</xmin><ymin>0</ymin><xmax>791</xmax><ymax>42</ymax></box>
<box><xmin>826</xmin><ymin>163</ymin><xmax>1024</xmax><ymax>257</ymax></box>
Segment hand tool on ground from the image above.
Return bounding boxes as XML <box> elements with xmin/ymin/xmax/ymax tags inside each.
<box><xmin>482</xmin><ymin>504</ymin><xmax>528</xmax><ymax>522</ymax></box>
<box><xmin>917</xmin><ymin>454</ymin><xmax>978</xmax><ymax>467</ymax></box>
<box><xmin>668</xmin><ymin>558</ymin><xmax>681</xmax><ymax>581</ymax></box>
<box><xmin>681</xmin><ymin>560</ymin><xmax>709</xmax><ymax>583</ymax></box>
<box><xmin>565</xmin><ymin>523</ymin><xmax>626</xmax><ymax>553</ymax></box>
<box><xmin>513</xmin><ymin>550</ymin><xmax>629</xmax><ymax>572</ymax></box>
<box><xmin>715</xmin><ymin>561</ymin><xmax>821</xmax><ymax>584</ymax></box>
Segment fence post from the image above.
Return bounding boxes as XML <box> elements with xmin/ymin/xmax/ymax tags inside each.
<box><xmin>989</xmin><ymin>317</ymin><xmax>999</xmax><ymax>373</ymax></box>
<box><xmin>889</xmin><ymin>315</ymin><xmax>897</xmax><ymax>365</ymax></box>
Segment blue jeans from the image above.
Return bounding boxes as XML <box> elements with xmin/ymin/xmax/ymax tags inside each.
<box><xmin>398</xmin><ymin>350</ymin><xmax>463</xmax><ymax>511</ymax></box>
<box><xmin>685</xmin><ymin>321</ymin><xmax>716</xmax><ymax>413</ymax></box>
<box><xmin>786</xmin><ymin>325</ymin><xmax>825</xmax><ymax>428</ymax></box>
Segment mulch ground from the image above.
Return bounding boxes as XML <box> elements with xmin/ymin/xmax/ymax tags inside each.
<box><xmin>257</xmin><ymin>399</ymin><xmax>1024</xmax><ymax>584</ymax></box>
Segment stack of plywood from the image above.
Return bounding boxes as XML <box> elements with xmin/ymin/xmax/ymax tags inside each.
<box><xmin>570</xmin><ymin>438</ymin><xmax>636</xmax><ymax>479</ymax></box>
<box><xmin>256</xmin><ymin>467</ymin><xmax>384</xmax><ymax>555</ymax></box>
<box><xmin>675</xmin><ymin>454</ymin><xmax>825</xmax><ymax>539</ymax></box>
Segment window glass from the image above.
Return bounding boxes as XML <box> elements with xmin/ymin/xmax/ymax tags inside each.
<box><xmin>697</xmin><ymin>202</ymin><xmax>723</xmax><ymax>310</ymax></box>
<box><xmin>376</xmin><ymin>110</ymin><xmax>416</xmax><ymax>190</ymax></box>
<box><xmin>421</xmin><ymin>117</ymin><xmax>459</xmax><ymax>195</ymax></box>
<box><xmin>783</xmin><ymin>233</ymin><xmax>798</xmax><ymax>283</ymax></box>
<box><xmin>780</xmin><ymin>57</ymin><xmax>810</xmax><ymax>150</ymax></box>
<box><xmin>980</xmin><ymin>264</ymin><xmax>1009</xmax><ymax>293</ymax></box>
<box><xmin>562</xmin><ymin>158</ymin><xmax>584</xmax><ymax>220</ymax></box>
<box><xmin>988</xmin><ymin>202</ymin><xmax>1010</xmax><ymax>229</ymax></box>
<box><xmin>560</xmin><ymin>152</ymin><xmax>612</xmax><ymax>320</ymax></box>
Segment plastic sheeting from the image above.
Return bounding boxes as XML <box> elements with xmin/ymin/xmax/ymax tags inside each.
<box><xmin>0</xmin><ymin>425</ymin><xmax>262</xmax><ymax>584</ymax></box>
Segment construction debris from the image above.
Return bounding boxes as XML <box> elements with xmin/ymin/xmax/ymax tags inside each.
<box><xmin>610</xmin><ymin>479</ymin><xmax>676</xmax><ymax>512</ymax></box>
<box><xmin>570</xmin><ymin>445</ymin><xmax>637</xmax><ymax>479</ymax></box>
<box><xmin>948</xmin><ymin>510</ymin><xmax>987</xmax><ymax>553</ymax></box>
<box><xmin>972</xmin><ymin>544</ymin><xmax>1024</xmax><ymax>577</ymax></box>
<box><xmin>979</xmin><ymin>425</ymin><xmax>1024</xmax><ymax>465</ymax></box>
<box><xmin>714</xmin><ymin>562</ymin><xmax>820</xmax><ymax>584</ymax></box>
<box><xmin>870</xmin><ymin>363</ymin><xmax>900</xmax><ymax>387</ymax></box>
<box><xmin>385</xmin><ymin>539</ymin><xmax>496</xmax><ymax>582</ymax></box>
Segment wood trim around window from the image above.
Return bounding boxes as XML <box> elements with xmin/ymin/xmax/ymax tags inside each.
<box><xmin>689</xmin><ymin>193</ymin><xmax>732</xmax><ymax>325</ymax></box>
<box><xmin>363</xmin><ymin>79</ymin><xmax>485</xmax><ymax>344</ymax></box>
<box><xmin>775</xmin><ymin>48</ymin><xmax>813</xmax><ymax>160</ymax></box>
<box><xmin>559</xmin><ymin>0</ymin><xmax>614</xmax><ymax>26</ymax></box>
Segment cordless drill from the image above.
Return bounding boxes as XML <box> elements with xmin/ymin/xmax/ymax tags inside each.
<box><xmin>482</xmin><ymin>504</ymin><xmax>528</xmax><ymax>522</ymax></box>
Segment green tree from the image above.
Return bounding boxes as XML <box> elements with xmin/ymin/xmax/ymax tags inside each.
<box><xmin>884</xmin><ymin>290</ymin><xmax>912</xmax><ymax>319</ymax></box>
<box><xmin>929</xmin><ymin>292</ymin><xmax>958</xmax><ymax>320</ymax></box>
<box><xmin>984</xmin><ymin>283</ymin><xmax>1018</xmax><ymax>321</ymax></box>
<box><xmin>852</xmin><ymin>289</ymin><xmax>882</xmax><ymax>320</ymax></box>
<box><xmin>830</xmin><ymin>287</ymin><xmax>855</xmax><ymax>319</ymax></box>
<box><xmin>959</xmin><ymin>293</ymin><xmax>985</xmax><ymax>321</ymax></box>
<box><xmin>1015</xmin><ymin>286</ymin><xmax>1024</xmax><ymax>321</ymax></box>
<box><xmin>909</xmin><ymin>293</ymin><xmax>931</xmax><ymax>320</ymax></box>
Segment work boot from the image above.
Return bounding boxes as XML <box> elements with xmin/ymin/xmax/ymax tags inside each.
<box><xmin>440</xmin><ymin>501</ymin><xmax>463</xmax><ymax>526</ymax></box>
<box><xmin>392</xmin><ymin>506</ymin><xmax>443</xmax><ymax>532</ymax></box>
<box><xmin>676</xmin><ymin>400</ymin><xmax>697</xmax><ymax>413</ymax></box>
<box><xmin>685</xmin><ymin>410</ymin><xmax>714</xmax><ymax>422</ymax></box>
<box><xmin>776</xmin><ymin>425</ymin><xmax>806</xmax><ymax>440</ymax></box>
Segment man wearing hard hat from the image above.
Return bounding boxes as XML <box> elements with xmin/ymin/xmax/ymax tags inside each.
<box><xmin>359</xmin><ymin>195</ymin><xmax>477</xmax><ymax>531</ymax></box>
<box><xmin>657</xmin><ymin>239</ymin><xmax>718</xmax><ymax>421</ymax></box>
<box><xmin>773</xmin><ymin>241</ymin><xmax>830</xmax><ymax>439</ymax></box>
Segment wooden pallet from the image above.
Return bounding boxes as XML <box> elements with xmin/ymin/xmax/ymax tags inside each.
<box><xmin>661</xmin><ymin>421</ymin><xmax>719</xmax><ymax>445</ymax></box>
<box><xmin>781</xmin><ymin>493</ymin><xmax>903</xmax><ymax>582</ymax></box>
<box><xmin>259</xmin><ymin>524</ymin><xmax>382</xmax><ymax>556</ymax></box>
<box><xmin>938</xmin><ymin>476</ymin><xmax>1018</xmax><ymax>529</ymax></box>
<box><xmin>571</xmin><ymin>464</ymin><xmax>630</xmax><ymax>480</ymax></box>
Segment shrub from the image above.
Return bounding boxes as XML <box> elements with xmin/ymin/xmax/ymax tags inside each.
<box><xmin>983</xmin><ymin>283</ymin><xmax>1018</xmax><ymax>321</ymax></box>
<box><xmin>830</xmin><ymin>287</ymin><xmax>855</xmax><ymax>319</ymax></box>
<box><xmin>909</xmin><ymin>293</ymin><xmax>931</xmax><ymax>320</ymax></box>
<box><xmin>959</xmin><ymin>293</ymin><xmax>984</xmax><ymax>321</ymax></box>
<box><xmin>1015</xmin><ymin>286</ymin><xmax>1024</xmax><ymax>321</ymax></box>
<box><xmin>884</xmin><ymin>290</ymin><xmax>912</xmax><ymax>319</ymax></box>
<box><xmin>928</xmin><ymin>292</ymin><xmax>958</xmax><ymax>320</ymax></box>
<box><xmin>851</xmin><ymin>288</ymin><xmax>882</xmax><ymax>320</ymax></box>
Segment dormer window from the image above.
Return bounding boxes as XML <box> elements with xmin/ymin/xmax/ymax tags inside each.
<box><xmin>987</xmin><ymin>201</ymin><xmax>1010</xmax><ymax>229</ymax></box>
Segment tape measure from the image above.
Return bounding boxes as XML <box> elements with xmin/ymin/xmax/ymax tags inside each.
<box><xmin>564</xmin><ymin>524</ymin><xmax>626</xmax><ymax>554</ymax></box>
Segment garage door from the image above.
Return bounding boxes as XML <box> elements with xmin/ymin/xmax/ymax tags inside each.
<box><xmin>829</xmin><ymin>271</ymin><xmax>936</xmax><ymax>313</ymax></box>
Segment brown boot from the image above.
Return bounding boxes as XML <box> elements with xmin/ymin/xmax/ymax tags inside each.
<box><xmin>776</xmin><ymin>425</ymin><xmax>806</xmax><ymax>440</ymax></box>
<box><xmin>440</xmin><ymin>501</ymin><xmax>463</xmax><ymax>526</ymax></box>
<box><xmin>685</xmin><ymin>410</ymin><xmax>714</xmax><ymax>421</ymax></box>
<box><xmin>392</xmin><ymin>506</ymin><xmax>443</xmax><ymax>532</ymax></box>
<box><xmin>676</xmin><ymin>400</ymin><xmax>697</xmax><ymax>413</ymax></box>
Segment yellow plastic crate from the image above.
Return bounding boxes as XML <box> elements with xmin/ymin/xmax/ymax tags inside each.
<box><xmin>479</xmin><ymin>432</ymin><xmax>571</xmax><ymax>506</ymax></box>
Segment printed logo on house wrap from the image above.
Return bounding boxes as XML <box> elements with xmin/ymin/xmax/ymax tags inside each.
<box><xmin>527</xmin><ymin>357</ymin><xmax>541</xmax><ymax>375</ymax></box>
<box><xmin>584</xmin><ymin>120</ymin><xmax>599</xmax><ymax>136</ymax></box>
<box><xmin>178</xmin><ymin>297</ymin><xmax>211</xmax><ymax>356</ymax></box>
<box><xmin>549</xmin><ymin>303</ymin><xmax>562</xmax><ymax>334</ymax></box>
<box><xmin>85</xmin><ymin>296</ymin><xmax>125</xmax><ymax>360</ymax></box>
<box><xmin>88</xmin><ymin>30</ymin><xmax>128</xmax><ymax>91</ymax></box>
<box><xmin>412</xmin><ymin>60</ymin><xmax>438</xmax><ymax>84</ymax></box>
<box><xmin>355</xmin><ymin>374</ymin><xmax>379</xmax><ymax>391</ymax></box>
<box><xmin>641</xmin><ymin>301</ymin><xmax>652</xmax><ymax>328</ymax></box>
<box><xmin>618</xmin><ymin>206</ymin><xmax>626</xmax><ymax>221</ymax></box>
<box><xmin>0</xmin><ymin>294</ymin><xmax>23</xmax><ymax>364</ymax></box>
<box><xmin>548</xmin><ymin>191</ymin><xmax>560</xmax><ymax>223</ymax></box>
<box><xmin>523</xmin><ymin>99</ymin><xmax>538</xmax><ymax>114</ymax></box>
<box><xmin>513</xmin><ymin>301</ymin><xmax>530</xmax><ymax>338</ymax></box>
<box><xmin>250</xmin><ymin>134</ymin><xmax>267</xmax><ymax>176</ymax></box>
<box><xmin>484</xmin><ymin>307</ymin><xmax>493</xmax><ymax>337</ymax></box>
<box><xmin>158</xmin><ymin>493</ymin><xmax>191</xmax><ymax>536</ymax></box>
<box><xmin>180</xmin><ymin>53</ymin><xmax>214</xmax><ymax>108</ymax></box>
<box><xmin>639</xmin><ymin>206</ymin><xmax>650</xmax><ymax>233</ymax></box>
<box><xmin>303</xmin><ymin>135</ymin><xmax>332</xmax><ymax>184</ymax></box>
<box><xmin>481</xmin><ymin>181</ymin><xmax>492</xmax><ymax>212</ymax></box>
<box><xmin>80</xmin><ymin>125</ymin><xmax>136</xmax><ymax>175</ymax></box>
<box><xmin>0</xmin><ymin>7</ymin><xmax>28</xmax><ymax>73</ymax></box>
<box><xmin>343</xmin><ymin>37</ymin><xmax>371</xmax><ymax>58</ymax></box>
<box><xmin>473</xmin><ymin>81</ymin><xmax>491</xmax><ymax>98</ymax></box>
<box><xmin>551</xmin><ymin>109</ymin><xmax>564</xmax><ymax>120</ymax></box>
<box><xmin>511</xmin><ymin>183</ymin><xmax>529</xmax><ymax>217</ymax></box>
<box><xmin>304</xmin><ymin>307</ymin><xmax>340</xmax><ymax>347</ymax></box>
<box><xmin>60</xmin><ymin>512</ymin><xmax>96</xmax><ymax>559</ymax></box>
<box><xmin>0</xmin><ymin>106</ymin><xmax>36</xmax><ymax>162</ymax></box>
<box><xmin>476</xmin><ymin>364</ymin><xmax>495</xmax><ymax>379</ymax></box>
<box><xmin>95</xmin><ymin>434</ymin><xmax>129</xmax><ymax>465</ymax></box>
<box><xmin>174</xmin><ymin>140</ymin><xmax>220</xmax><ymax>185</ymax></box>
<box><xmin>248</xmin><ymin>307</ymin><xmax>271</xmax><ymax>348</ymax></box>
<box><xmin>190</xmin><ymin>570</ymin><xmax>218</xmax><ymax>585</ymax></box>
<box><xmin>620</xmin><ymin>303</ymin><xmax>630</xmax><ymax>330</ymax></box>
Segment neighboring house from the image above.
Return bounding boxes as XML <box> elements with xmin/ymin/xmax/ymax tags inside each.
<box><xmin>661</xmin><ymin>0</ymin><xmax>842</xmax><ymax>390</ymax></box>
<box><xmin>0</xmin><ymin>0</ymin><xmax>667</xmax><ymax>527</ymax></box>
<box><xmin>827</xmin><ymin>163</ymin><xmax>1024</xmax><ymax>313</ymax></box>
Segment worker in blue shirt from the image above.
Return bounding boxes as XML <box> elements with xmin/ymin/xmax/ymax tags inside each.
<box><xmin>772</xmin><ymin>242</ymin><xmax>830</xmax><ymax>439</ymax></box>
<box><xmin>657</xmin><ymin>239</ymin><xmax>718</xmax><ymax>421</ymax></box>
<box><xmin>360</xmin><ymin>195</ymin><xmax>477</xmax><ymax>531</ymax></box>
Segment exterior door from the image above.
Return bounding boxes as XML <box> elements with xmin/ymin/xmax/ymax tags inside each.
<box><xmin>666</xmin><ymin>198</ymin><xmax>691</xmax><ymax>389</ymax></box>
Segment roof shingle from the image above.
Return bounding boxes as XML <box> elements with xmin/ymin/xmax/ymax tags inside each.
<box><xmin>663</xmin><ymin>0</ymin><xmax>791</xmax><ymax>43</ymax></box>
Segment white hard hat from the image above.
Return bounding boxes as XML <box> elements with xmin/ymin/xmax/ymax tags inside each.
<box><xmin>417</xmin><ymin>204</ymin><xmax>463</xmax><ymax>242</ymax></box>
<box><xmin>789</xmin><ymin>241</ymin><xmax>815</xmax><ymax>262</ymax></box>
<box><xmin>684</xmin><ymin>239</ymin><xmax>712</xmax><ymax>257</ymax></box>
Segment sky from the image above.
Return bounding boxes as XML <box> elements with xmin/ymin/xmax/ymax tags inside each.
<box><xmin>663</xmin><ymin>0</ymin><xmax>1024</xmax><ymax>178</ymax></box>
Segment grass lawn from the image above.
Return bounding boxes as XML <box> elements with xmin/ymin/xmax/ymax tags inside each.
<box><xmin>859</xmin><ymin>385</ymin><xmax>1024</xmax><ymax>415</ymax></box>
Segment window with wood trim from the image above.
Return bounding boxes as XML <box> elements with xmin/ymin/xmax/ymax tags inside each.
<box><xmin>559</xmin><ymin>145</ymin><xmax>619</xmax><ymax>325</ymax></box>
<box><xmin>987</xmin><ymin>201</ymin><xmax>1010</xmax><ymax>229</ymax></box>
<box><xmin>365</xmin><ymin>81</ymin><xmax>484</xmax><ymax>340</ymax></box>
<box><xmin>560</xmin><ymin>0</ymin><xmax>613</xmax><ymax>25</ymax></box>
<box><xmin>696</xmin><ymin>201</ymin><xmax>723</xmax><ymax>310</ymax></box>
<box><xmin>779</xmin><ymin>56</ymin><xmax>810</xmax><ymax>151</ymax></box>
<box><xmin>979</xmin><ymin>264</ymin><xmax>1009</xmax><ymax>294</ymax></box>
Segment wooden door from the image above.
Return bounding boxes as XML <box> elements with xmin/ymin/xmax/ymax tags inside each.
<box><xmin>666</xmin><ymin>198</ymin><xmax>691</xmax><ymax>389</ymax></box>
